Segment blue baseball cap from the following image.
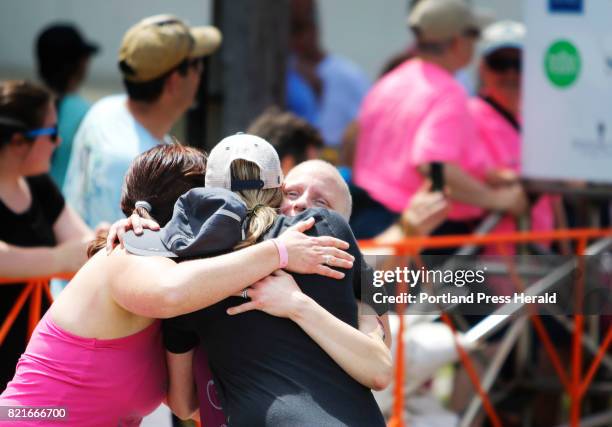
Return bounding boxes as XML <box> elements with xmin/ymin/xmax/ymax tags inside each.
<box><xmin>123</xmin><ymin>187</ymin><xmax>247</xmax><ymax>258</ymax></box>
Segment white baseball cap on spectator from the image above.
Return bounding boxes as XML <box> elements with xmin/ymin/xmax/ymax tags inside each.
<box><xmin>480</xmin><ymin>20</ymin><xmax>526</xmax><ymax>57</ymax></box>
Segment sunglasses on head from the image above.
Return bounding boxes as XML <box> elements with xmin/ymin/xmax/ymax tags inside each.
<box><xmin>485</xmin><ymin>55</ymin><xmax>522</xmax><ymax>73</ymax></box>
<box><xmin>25</xmin><ymin>125</ymin><xmax>59</xmax><ymax>143</ymax></box>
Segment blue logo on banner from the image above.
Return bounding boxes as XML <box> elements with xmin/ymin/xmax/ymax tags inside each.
<box><xmin>549</xmin><ymin>0</ymin><xmax>583</xmax><ymax>13</ymax></box>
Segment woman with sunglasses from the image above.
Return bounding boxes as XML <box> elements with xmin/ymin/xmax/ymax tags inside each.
<box><xmin>450</xmin><ymin>21</ymin><xmax>560</xmax><ymax>425</ymax></box>
<box><xmin>0</xmin><ymin>80</ymin><xmax>95</xmax><ymax>391</ymax></box>
<box><xmin>467</xmin><ymin>21</ymin><xmax>556</xmax><ymax>253</ymax></box>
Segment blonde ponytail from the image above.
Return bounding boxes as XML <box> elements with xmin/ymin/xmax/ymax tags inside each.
<box><xmin>230</xmin><ymin>159</ymin><xmax>282</xmax><ymax>249</ymax></box>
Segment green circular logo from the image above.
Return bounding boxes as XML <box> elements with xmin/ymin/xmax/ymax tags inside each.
<box><xmin>544</xmin><ymin>40</ymin><xmax>581</xmax><ymax>88</ymax></box>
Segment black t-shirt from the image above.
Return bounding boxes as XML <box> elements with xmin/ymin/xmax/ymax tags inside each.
<box><xmin>164</xmin><ymin>208</ymin><xmax>386</xmax><ymax>427</ymax></box>
<box><xmin>0</xmin><ymin>174</ymin><xmax>65</xmax><ymax>247</ymax></box>
<box><xmin>0</xmin><ymin>174</ymin><xmax>64</xmax><ymax>390</ymax></box>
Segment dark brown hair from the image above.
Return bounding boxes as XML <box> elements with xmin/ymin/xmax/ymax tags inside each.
<box><xmin>247</xmin><ymin>107</ymin><xmax>323</xmax><ymax>165</ymax></box>
<box><xmin>87</xmin><ymin>142</ymin><xmax>207</xmax><ymax>257</ymax></box>
<box><xmin>0</xmin><ymin>80</ymin><xmax>52</xmax><ymax>146</ymax></box>
<box><xmin>120</xmin><ymin>58</ymin><xmax>192</xmax><ymax>103</ymax></box>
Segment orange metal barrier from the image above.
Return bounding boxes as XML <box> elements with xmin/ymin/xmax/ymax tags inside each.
<box><xmin>359</xmin><ymin>228</ymin><xmax>612</xmax><ymax>427</ymax></box>
<box><xmin>2</xmin><ymin>229</ymin><xmax>612</xmax><ymax>426</ymax></box>
<box><xmin>0</xmin><ymin>274</ymin><xmax>72</xmax><ymax>347</ymax></box>
<box><xmin>1</xmin><ymin>274</ymin><xmax>205</xmax><ymax>426</ymax></box>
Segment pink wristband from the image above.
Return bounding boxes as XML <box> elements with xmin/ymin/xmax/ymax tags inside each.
<box><xmin>272</xmin><ymin>239</ymin><xmax>288</xmax><ymax>269</ymax></box>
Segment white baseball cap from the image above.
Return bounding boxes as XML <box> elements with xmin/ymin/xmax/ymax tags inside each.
<box><xmin>205</xmin><ymin>133</ymin><xmax>283</xmax><ymax>191</ymax></box>
<box><xmin>480</xmin><ymin>20</ymin><xmax>526</xmax><ymax>57</ymax></box>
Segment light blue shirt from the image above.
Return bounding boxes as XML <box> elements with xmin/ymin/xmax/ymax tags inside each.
<box><xmin>286</xmin><ymin>70</ymin><xmax>320</xmax><ymax>126</ymax></box>
<box><xmin>286</xmin><ymin>55</ymin><xmax>370</xmax><ymax>148</ymax></box>
<box><xmin>50</xmin><ymin>94</ymin><xmax>91</xmax><ymax>190</ymax></box>
<box><xmin>317</xmin><ymin>55</ymin><xmax>370</xmax><ymax>148</ymax></box>
<box><xmin>63</xmin><ymin>94</ymin><xmax>166</xmax><ymax>227</ymax></box>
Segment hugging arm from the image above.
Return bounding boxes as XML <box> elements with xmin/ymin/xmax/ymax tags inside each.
<box><xmin>108</xmin><ymin>218</ymin><xmax>354</xmax><ymax>319</ymax></box>
<box><xmin>166</xmin><ymin>350</ymin><xmax>199</xmax><ymax>420</ymax></box>
<box><xmin>0</xmin><ymin>203</ymin><xmax>93</xmax><ymax>278</ymax></box>
<box><xmin>227</xmin><ymin>270</ymin><xmax>392</xmax><ymax>391</ymax></box>
<box><xmin>227</xmin><ymin>211</ymin><xmax>392</xmax><ymax>390</ymax></box>
<box><xmin>292</xmin><ymin>299</ymin><xmax>392</xmax><ymax>391</ymax></box>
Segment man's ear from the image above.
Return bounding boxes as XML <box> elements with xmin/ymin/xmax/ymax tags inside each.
<box><xmin>478</xmin><ymin>60</ymin><xmax>490</xmax><ymax>90</ymax></box>
<box><xmin>448</xmin><ymin>35</ymin><xmax>462</xmax><ymax>53</ymax></box>
<box><xmin>163</xmin><ymin>70</ymin><xmax>182</xmax><ymax>98</ymax></box>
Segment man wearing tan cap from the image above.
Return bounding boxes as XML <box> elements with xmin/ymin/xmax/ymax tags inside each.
<box><xmin>64</xmin><ymin>15</ymin><xmax>221</xmax><ymax>228</ymax></box>
<box><xmin>353</xmin><ymin>0</ymin><xmax>527</xmax><ymax>243</ymax></box>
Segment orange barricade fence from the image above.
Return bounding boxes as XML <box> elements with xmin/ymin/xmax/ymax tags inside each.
<box><xmin>2</xmin><ymin>228</ymin><xmax>612</xmax><ymax>427</ymax></box>
<box><xmin>358</xmin><ymin>227</ymin><xmax>612</xmax><ymax>427</ymax></box>
<box><xmin>0</xmin><ymin>274</ymin><xmax>72</xmax><ymax>347</ymax></box>
<box><xmin>0</xmin><ymin>274</ymin><xmax>204</xmax><ymax>427</ymax></box>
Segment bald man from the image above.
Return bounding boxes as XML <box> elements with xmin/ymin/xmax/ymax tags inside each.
<box><xmin>281</xmin><ymin>159</ymin><xmax>353</xmax><ymax>220</ymax></box>
<box><xmin>281</xmin><ymin>159</ymin><xmax>448</xmax><ymax>239</ymax></box>
<box><xmin>106</xmin><ymin>158</ymin><xmax>392</xmax><ymax>425</ymax></box>
<box><xmin>107</xmin><ymin>158</ymin><xmax>447</xmax><ymax>250</ymax></box>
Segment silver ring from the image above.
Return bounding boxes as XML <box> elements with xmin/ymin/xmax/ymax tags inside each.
<box><xmin>241</xmin><ymin>288</ymin><xmax>249</xmax><ymax>299</ymax></box>
<box><xmin>324</xmin><ymin>255</ymin><xmax>332</xmax><ymax>266</ymax></box>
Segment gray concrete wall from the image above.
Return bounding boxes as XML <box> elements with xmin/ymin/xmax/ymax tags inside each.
<box><xmin>0</xmin><ymin>0</ymin><xmax>522</xmax><ymax>99</ymax></box>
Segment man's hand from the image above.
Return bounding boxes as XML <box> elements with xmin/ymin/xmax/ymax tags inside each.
<box><xmin>485</xmin><ymin>168</ymin><xmax>519</xmax><ymax>188</ymax></box>
<box><xmin>401</xmin><ymin>182</ymin><xmax>449</xmax><ymax>236</ymax></box>
<box><xmin>375</xmin><ymin>181</ymin><xmax>449</xmax><ymax>243</ymax></box>
<box><xmin>491</xmin><ymin>184</ymin><xmax>529</xmax><ymax>217</ymax></box>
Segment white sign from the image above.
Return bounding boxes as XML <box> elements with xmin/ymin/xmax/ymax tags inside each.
<box><xmin>522</xmin><ymin>0</ymin><xmax>612</xmax><ymax>183</ymax></box>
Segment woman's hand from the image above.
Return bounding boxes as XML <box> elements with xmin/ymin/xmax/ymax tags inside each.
<box><xmin>105</xmin><ymin>214</ymin><xmax>160</xmax><ymax>253</ymax></box>
<box><xmin>227</xmin><ymin>270</ymin><xmax>307</xmax><ymax>318</ymax></box>
<box><xmin>277</xmin><ymin>217</ymin><xmax>354</xmax><ymax>279</ymax></box>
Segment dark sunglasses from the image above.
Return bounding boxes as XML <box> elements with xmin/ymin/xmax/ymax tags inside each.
<box><xmin>485</xmin><ymin>55</ymin><xmax>522</xmax><ymax>73</ymax></box>
<box><xmin>175</xmin><ymin>57</ymin><xmax>203</xmax><ymax>76</ymax></box>
<box><xmin>25</xmin><ymin>125</ymin><xmax>59</xmax><ymax>144</ymax></box>
<box><xmin>188</xmin><ymin>57</ymin><xmax>203</xmax><ymax>70</ymax></box>
<box><xmin>463</xmin><ymin>28</ymin><xmax>481</xmax><ymax>39</ymax></box>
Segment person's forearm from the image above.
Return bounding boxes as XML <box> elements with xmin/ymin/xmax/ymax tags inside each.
<box><xmin>0</xmin><ymin>241</ymin><xmax>64</xmax><ymax>278</ymax></box>
<box><xmin>442</xmin><ymin>163</ymin><xmax>499</xmax><ymax>209</ymax></box>
<box><xmin>290</xmin><ymin>294</ymin><xmax>392</xmax><ymax>390</ymax></box>
<box><xmin>53</xmin><ymin>205</ymin><xmax>94</xmax><ymax>244</ymax></box>
<box><xmin>166</xmin><ymin>351</ymin><xmax>199</xmax><ymax>420</ymax></box>
<box><xmin>139</xmin><ymin>241</ymin><xmax>281</xmax><ymax>318</ymax></box>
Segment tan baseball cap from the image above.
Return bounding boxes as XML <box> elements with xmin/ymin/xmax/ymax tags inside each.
<box><xmin>119</xmin><ymin>14</ymin><xmax>222</xmax><ymax>82</ymax></box>
<box><xmin>408</xmin><ymin>0</ymin><xmax>491</xmax><ymax>42</ymax></box>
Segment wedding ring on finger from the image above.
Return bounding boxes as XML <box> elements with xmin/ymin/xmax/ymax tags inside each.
<box><xmin>241</xmin><ymin>288</ymin><xmax>249</xmax><ymax>299</ymax></box>
<box><xmin>324</xmin><ymin>254</ymin><xmax>332</xmax><ymax>266</ymax></box>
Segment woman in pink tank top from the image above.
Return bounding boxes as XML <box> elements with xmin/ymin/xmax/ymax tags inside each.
<box><xmin>0</xmin><ymin>144</ymin><xmax>353</xmax><ymax>426</ymax></box>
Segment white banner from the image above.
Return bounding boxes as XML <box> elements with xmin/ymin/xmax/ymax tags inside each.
<box><xmin>522</xmin><ymin>0</ymin><xmax>612</xmax><ymax>183</ymax></box>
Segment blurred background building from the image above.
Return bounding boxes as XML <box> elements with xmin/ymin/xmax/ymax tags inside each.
<box><xmin>0</xmin><ymin>0</ymin><xmax>521</xmax><ymax>146</ymax></box>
